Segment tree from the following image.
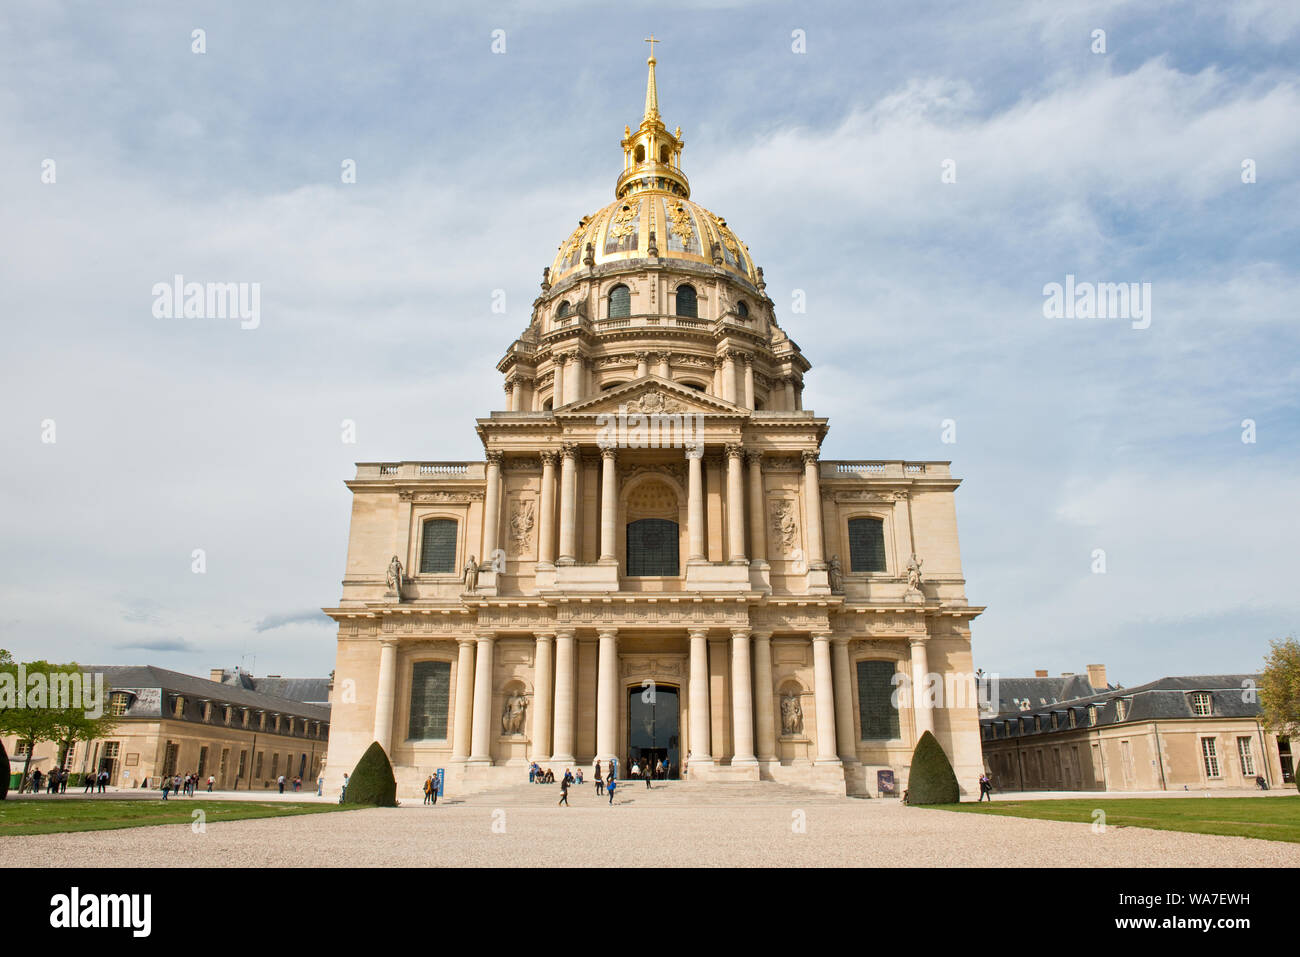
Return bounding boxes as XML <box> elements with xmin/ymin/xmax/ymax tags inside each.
<box><xmin>0</xmin><ymin>657</ymin><xmax>108</xmax><ymax>794</ymax></box>
<box><xmin>1260</xmin><ymin>636</ymin><xmax>1300</xmax><ymax>790</ymax></box>
<box><xmin>904</xmin><ymin>730</ymin><xmax>961</xmax><ymax>805</ymax></box>
<box><xmin>343</xmin><ymin>742</ymin><xmax>398</xmax><ymax>807</ymax></box>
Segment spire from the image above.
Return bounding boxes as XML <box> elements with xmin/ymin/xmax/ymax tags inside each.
<box><xmin>643</xmin><ymin>34</ymin><xmax>660</xmax><ymax>123</ymax></box>
<box><xmin>616</xmin><ymin>37</ymin><xmax>689</xmax><ymax>199</ymax></box>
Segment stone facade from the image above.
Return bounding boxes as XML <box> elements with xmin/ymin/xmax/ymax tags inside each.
<box><xmin>322</xmin><ymin>52</ymin><xmax>985</xmax><ymax>799</ymax></box>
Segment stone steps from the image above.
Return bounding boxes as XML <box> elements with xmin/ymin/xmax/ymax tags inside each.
<box><xmin>442</xmin><ymin>778</ymin><xmax>859</xmax><ymax>807</ymax></box>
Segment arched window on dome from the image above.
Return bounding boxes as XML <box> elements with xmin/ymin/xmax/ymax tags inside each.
<box><xmin>675</xmin><ymin>284</ymin><xmax>698</xmax><ymax>319</ymax></box>
<box><xmin>555</xmin><ymin>300</ymin><xmax>572</xmax><ymax>320</ymax></box>
<box><xmin>735</xmin><ymin>300</ymin><xmax>749</xmax><ymax>320</ymax></box>
<box><xmin>635</xmin><ymin>145</ymin><xmax>646</xmax><ymax>164</ymax></box>
<box><xmin>659</xmin><ymin>145</ymin><xmax>670</xmax><ymax>163</ymax></box>
<box><xmin>608</xmin><ymin>284</ymin><xmax>631</xmax><ymax>319</ymax></box>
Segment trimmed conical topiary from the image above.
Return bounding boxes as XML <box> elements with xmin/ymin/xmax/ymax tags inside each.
<box><xmin>904</xmin><ymin>730</ymin><xmax>961</xmax><ymax>805</ymax></box>
<box><xmin>343</xmin><ymin>742</ymin><xmax>398</xmax><ymax>807</ymax></box>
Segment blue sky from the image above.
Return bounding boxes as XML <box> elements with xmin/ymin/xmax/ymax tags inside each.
<box><xmin>1</xmin><ymin>0</ymin><xmax>1297</xmax><ymax>686</ymax></box>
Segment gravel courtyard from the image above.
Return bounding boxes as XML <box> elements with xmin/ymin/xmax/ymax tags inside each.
<box><xmin>4</xmin><ymin>783</ymin><xmax>1295</xmax><ymax>867</ymax></box>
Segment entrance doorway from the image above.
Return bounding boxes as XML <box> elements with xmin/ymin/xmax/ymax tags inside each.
<box><xmin>627</xmin><ymin>684</ymin><xmax>680</xmax><ymax>779</ymax></box>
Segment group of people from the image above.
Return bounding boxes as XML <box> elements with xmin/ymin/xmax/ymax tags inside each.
<box><xmin>422</xmin><ymin>774</ymin><xmax>441</xmax><ymax>805</ymax></box>
<box><xmin>21</xmin><ymin>767</ymin><xmax>108</xmax><ymax>793</ymax></box>
<box><xmin>160</xmin><ymin>773</ymin><xmax>217</xmax><ymax>799</ymax></box>
<box><xmin>528</xmin><ymin>762</ymin><xmax>564</xmax><ymax>784</ymax></box>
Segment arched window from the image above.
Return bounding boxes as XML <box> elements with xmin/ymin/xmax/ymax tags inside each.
<box><xmin>735</xmin><ymin>300</ymin><xmax>749</xmax><ymax>319</ymax></box>
<box><xmin>407</xmin><ymin>660</ymin><xmax>451</xmax><ymax>741</ymax></box>
<box><xmin>846</xmin><ymin>517</ymin><xmax>886</xmax><ymax>572</ymax></box>
<box><xmin>608</xmin><ymin>284</ymin><xmax>631</xmax><ymax>318</ymax></box>
<box><xmin>555</xmin><ymin>300</ymin><xmax>572</xmax><ymax>319</ymax></box>
<box><xmin>675</xmin><ymin>284</ymin><xmax>698</xmax><ymax>318</ymax></box>
<box><xmin>659</xmin><ymin>145</ymin><xmax>670</xmax><ymax>163</ymax></box>
<box><xmin>626</xmin><ymin>518</ymin><xmax>680</xmax><ymax>576</ymax></box>
<box><xmin>419</xmin><ymin>518</ymin><xmax>457</xmax><ymax>574</ymax></box>
<box><xmin>635</xmin><ymin>145</ymin><xmax>646</xmax><ymax>163</ymax></box>
<box><xmin>678</xmin><ymin>379</ymin><xmax>706</xmax><ymax>391</ymax></box>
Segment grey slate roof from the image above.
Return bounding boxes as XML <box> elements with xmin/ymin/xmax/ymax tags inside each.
<box><xmin>213</xmin><ymin>669</ymin><xmax>330</xmax><ymax>705</ymax></box>
<box><xmin>979</xmin><ymin>674</ymin><xmax>1103</xmax><ymax>716</ymax></box>
<box><xmin>980</xmin><ymin>674</ymin><xmax>1263</xmax><ymax>740</ymax></box>
<box><xmin>89</xmin><ymin>665</ymin><xmax>331</xmax><ymax>723</ymax></box>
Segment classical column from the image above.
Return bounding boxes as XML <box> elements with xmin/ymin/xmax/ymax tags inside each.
<box><xmin>551</xmin><ymin>631</ymin><xmax>576</xmax><ymax>763</ymax></box>
<box><xmin>742</xmin><ymin>356</ymin><xmax>755</xmax><ymax>408</ymax></box>
<box><xmin>811</xmin><ymin>635</ymin><xmax>840</xmax><ymax>765</ymax></box>
<box><xmin>596</xmin><ymin>628</ymin><xmax>619</xmax><ymax>762</ymax></box>
<box><xmin>688</xmin><ymin>629</ymin><xmax>713</xmax><ymax>764</ymax></box>
<box><xmin>599</xmin><ymin>447</ymin><xmax>618</xmax><ymax>562</ymax></box>
<box><xmin>745</xmin><ymin>451</ymin><xmax>767</xmax><ymax>562</ymax></box>
<box><xmin>635</xmin><ymin>352</ymin><xmax>649</xmax><ymax>378</ymax></box>
<box><xmin>552</xmin><ymin>354</ymin><xmax>566</xmax><ymax>408</ymax></box>
<box><xmin>910</xmin><ymin>636</ymin><xmax>934</xmax><ymax>739</ymax></box>
<box><xmin>794</xmin><ymin>379</ymin><xmax>803</xmax><ymax>410</ymax></box>
<box><xmin>721</xmin><ymin>351</ymin><xmax>737</xmax><ymax>402</ymax></box>
<box><xmin>567</xmin><ymin>355</ymin><xmax>585</xmax><ymax>404</ymax></box>
<box><xmin>753</xmin><ymin>631</ymin><xmax>777</xmax><ymax>762</ymax></box>
<box><xmin>451</xmin><ymin>637</ymin><xmax>475</xmax><ymax>761</ymax></box>
<box><xmin>730</xmin><ymin>629</ymin><xmax>757</xmax><ymax>766</ymax></box>
<box><xmin>725</xmin><ymin>444</ymin><xmax>747</xmax><ymax>563</ymax></box>
<box><xmin>504</xmin><ymin>378</ymin><xmax>516</xmax><ymax>412</ymax></box>
<box><xmin>372</xmin><ymin>638</ymin><xmax>398</xmax><ymax>754</ymax></box>
<box><xmin>802</xmin><ymin>450</ymin><xmax>825</xmax><ymax>567</ymax></box>
<box><xmin>468</xmin><ymin>634</ymin><xmax>496</xmax><ymax>764</ymax></box>
<box><xmin>482</xmin><ymin>451</ymin><xmax>504</xmax><ymax>564</ymax></box>
<box><xmin>532</xmin><ymin>633</ymin><xmax>554</xmax><ymax>762</ymax></box>
<box><xmin>655</xmin><ymin>351</ymin><xmax>670</xmax><ymax>378</ymax></box>
<box><xmin>557</xmin><ymin>443</ymin><xmax>578</xmax><ymax>564</ymax></box>
<box><xmin>538</xmin><ymin>451</ymin><xmax>558</xmax><ymax>566</ymax></box>
<box><xmin>686</xmin><ymin>443</ymin><xmax>706</xmax><ymax>561</ymax></box>
<box><xmin>831</xmin><ymin>638</ymin><xmax>857</xmax><ymax>763</ymax></box>
<box><xmin>784</xmin><ymin>376</ymin><xmax>796</xmax><ymax>410</ymax></box>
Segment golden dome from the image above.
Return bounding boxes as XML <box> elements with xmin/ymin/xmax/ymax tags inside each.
<box><xmin>547</xmin><ymin>41</ymin><xmax>759</xmax><ymax>288</ymax></box>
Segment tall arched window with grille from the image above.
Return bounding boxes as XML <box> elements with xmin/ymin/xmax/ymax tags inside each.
<box><xmin>846</xmin><ymin>517</ymin><xmax>887</xmax><ymax>572</ymax></box>
<box><xmin>419</xmin><ymin>518</ymin><xmax>458</xmax><ymax>574</ymax></box>
<box><xmin>675</xmin><ymin>283</ymin><xmax>698</xmax><ymax>318</ymax></box>
<box><xmin>608</xmin><ymin>284</ymin><xmax>631</xmax><ymax>318</ymax></box>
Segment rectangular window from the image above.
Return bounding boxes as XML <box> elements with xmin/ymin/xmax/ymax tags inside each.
<box><xmin>254</xmin><ymin>752</ymin><xmax>263</xmax><ymax>778</ymax></box>
<box><xmin>1201</xmin><ymin>737</ymin><xmax>1220</xmax><ymax>778</ymax></box>
<box><xmin>1119</xmin><ymin>740</ymin><xmax>1134</xmax><ymax>788</ymax></box>
<box><xmin>856</xmin><ymin>660</ymin><xmax>900</xmax><ymax>740</ymax></box>
<box><xmin>419</xmin><ymin>519</ymin><xmax>458</xmax><ymax>574</ymax></box>
<box><xmin>196</xmin><ymin>746</ymin><xmax>208</xmax><ymax>778</ymax></box>
<box><xmin>408</xmin><ymin>661</ymin><xmax>452</xmax><ymax>741</ymax></box>
<box><xmin>237</xmin><ymin>750</ymin><xmax>247</xmax><ymax>779</ymax></box>
<box><xmin>846</xmin><ymin>517</ymin><xmax>887</xmax><ymax>573</ymax></box>
<box><xmin>625</xmin><ymin>518</ymin><xmax>680</xmax><ymax>576</ymax></box>
<box><xmin>1190</xmin><ymin>692</ymin><xmax>1212</xmax><ymax>716</ymax></box>
<box><xmin>271</xmin><ymin>753</ymin><xmax>279</xmax><ymax>778</ymax></box>
<box><xmin>1237</xmin><ymin>737</ymin><xmax>1255</xmax><ymax>777</ymax></box>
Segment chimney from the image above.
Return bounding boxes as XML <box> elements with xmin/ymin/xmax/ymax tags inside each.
<box><xmin>1034</xmin><ymin>669</ymin><xmax>1048</xmax><ymax>678</ymax></box>
<box><xmin>1086</xmin><ymin>664</ymin><xmax>1108</xmax><ymax>689</ymax></box>
<box><xmin>209</xmin><ymin>668</ymin><xmax>226</xmax><ymax>683</ymax></box>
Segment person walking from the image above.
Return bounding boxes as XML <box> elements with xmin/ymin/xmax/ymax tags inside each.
<box><xmin>558</xmin><ymin>770</ymin><xmax>570</xmax><ymax>807</ymax></box>
<box><xmin>98</xmin><ymin>770</ymin><xmax>108</xmax><ymax>793</ymax></box>
<box><xmin>339</xmin><ymin>772</ymin><xmax>349</xmax><ymax>803</ymax></box>
<box><xmin>83</xmin><ymin>772</ymin><xmax>95</xmax><ymax>794</ymax></box>
<box><xmin>606</xmin><ymin>775</ymin><xmax>617</xmax><ymax>805</ymax></box>
<box><xmin>593</xmin><ymin>760</ymin><xmax>603</xmax><ymax>795</ymax></box>
<box><xmin>277</xmin><ymin>774</ymin><xmax>286</xmax><ymax>794</ymax></box>
<box><xmin>644</xmin><ymin>762</ymin><xmax>652</xmax><ymax>789</ymax></box>
<box><xmin>978</xmin><ymin>773</ymin><xmax>992</xmax><ymax>802</ymax></box>
<box><xmin>317</xmin><ymin>775</ymin><xmax>324</xmax><ymax>796</ymax></box>
<box><xmin>161</xmin><ymin>777</ymin><xmax>171</xmax><ymax>800</ymax></box>
<box><xmin>207</xmin><ymin>774</ymin><xmax>214</xmax><ymax>792</ymax></box>
<box><xmin>430</xmin><ymin>773</ymin><xmax>439</xmax><ymax>805</ymax></box>
<box><xmin>423</xmin><ymin>775</ymin><xmax>434</xmax><ymax>805</ymax></box>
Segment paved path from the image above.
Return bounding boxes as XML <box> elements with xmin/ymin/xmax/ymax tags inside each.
<box><xmin>4</xmin><ymin>782</ymin><xmax>1295</xmax><ymax>867</ymax></box>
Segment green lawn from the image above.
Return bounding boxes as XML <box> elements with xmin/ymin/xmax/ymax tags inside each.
<box><xmin>0</xmin><ymin>799</ymin><xmax>357</xmax><ymax>836</ymax></box>
<box><xmin>932</xmin><ymin>796</ymin><xmax>1300</xmax><ymax>843</ymax></box>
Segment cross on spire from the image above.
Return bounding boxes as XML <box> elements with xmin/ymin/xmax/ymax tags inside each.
<box><xmin>644</xmin><ymin>34</ymin><xmax>658</xmax><ymax>61</ymax></box>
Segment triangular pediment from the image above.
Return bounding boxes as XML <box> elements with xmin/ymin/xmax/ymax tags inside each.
<box><xmin>556</xmin><ymin>376</ymin><xmax>749</xmax><ymax>417</ymax></box>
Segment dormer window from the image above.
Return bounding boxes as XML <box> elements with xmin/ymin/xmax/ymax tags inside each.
<box><xmin>1190</xmin><ymin>692</ymin><xmax>1212</xmax><ymax>716</ymax></box>
<box><xmin>1115</xmin><ymin>699</ymin><xmax>1128</xmax><ymax>721</ymax></box>
<box><xmin>107</xmin><ymin>691</ymin><xmax>132</xmax><ymax>717</ymax></box>
<box><xmin>1088</xmin><ymin>705</ymin><xmax>1098</xmax><ymax>726</ymax></box>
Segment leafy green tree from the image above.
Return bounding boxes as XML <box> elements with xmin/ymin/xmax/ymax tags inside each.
<box><xmin>0</xmin><ymin>657</ymin><xmax>109</xmax><ymax>794</ymax></box>
<box><xmin>1260</xmin><ymin>636</ymin><xmax>1300</xmax><ymax>790</ymax></box>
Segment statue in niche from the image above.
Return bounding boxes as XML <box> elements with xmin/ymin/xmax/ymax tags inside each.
<box><xmin>463</xmin><ymin>555</ymin><xmax>480</xmax><ymax>592</ymax></box>
<box><xmin>780</xmin><ymin>693</ymin><xmax>804</xmax><ymax>736</ymax></box>
<box><xmin>828</xmin><ymin>555</ymin><xmax>844</xmax><ymax>593</ymax></box>
<box><xmin>906</xmin><ymin>553</ymin><xmax>924</xmax><ymax>593</ymax></box>
<box><xmin>502</xmin><ymin>692</ymin><xmax>527</xmax><ymax>735</ymax></box>
<box><xmin>385</xmin><ymin>555</ymin><xmax>405</xmax><ymax>599</ymax></box>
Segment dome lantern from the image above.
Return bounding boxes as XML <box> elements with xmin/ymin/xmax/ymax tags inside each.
<box><xmin>617</xmin><ymin>36</ymin><xmax>689</xmax><ymax>200</ymax></box>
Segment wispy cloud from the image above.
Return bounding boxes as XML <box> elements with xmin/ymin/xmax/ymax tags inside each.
<box><xmin>254</xmin><ymin>609</ymin><xmax>332</xmax><ymax>633</ymax></box>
